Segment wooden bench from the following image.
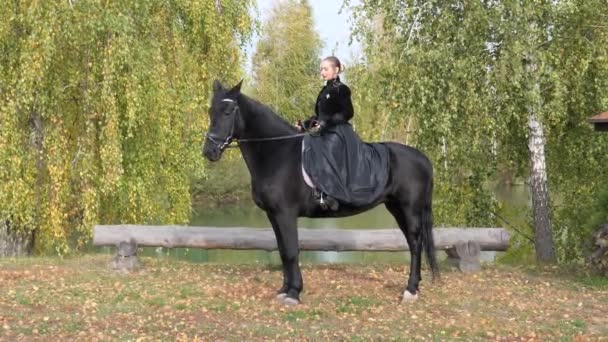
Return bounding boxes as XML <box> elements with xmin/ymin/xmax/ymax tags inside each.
<box><xmin>93</xmin><ymin>225</ymin><xmax>510</xmax><ymax>273</ymax></box>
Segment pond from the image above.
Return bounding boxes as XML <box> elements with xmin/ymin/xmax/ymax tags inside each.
<box><xmin>97</xmin><ymin>183</ymin><xmax>529</xmax><ymax>265</ymax></box>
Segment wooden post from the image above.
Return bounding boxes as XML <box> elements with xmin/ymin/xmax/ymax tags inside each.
<box><xmin>109</xmin><ymin>239</ymin><xmax>141</xmax><ymax>273</ymax></box>
<box><xmin>446</xmin><ymin>240</ymin><xmax>481</xmax><ymax>273</ymax></box>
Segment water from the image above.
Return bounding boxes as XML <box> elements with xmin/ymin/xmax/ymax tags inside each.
<box><xmin>129</xmin><ymin>183</ymin><xmax>528</xmax><ymax>264</ymax></box>
<box><xmin>190</xmin><ymin>204</ymin><xmax>399</xmax><ymax>229</ymax></box>
<box><xmin>94</xmin><ymin>203</ymin><xmax>413</xmax><ymax>264</ymax></box>
<box><xmin>94</xmin><ymin>205</ymin><xmax>413</xmax><ymax>264</ymax></box>
<box><xmin>135</xmin><ymin>205</ymin><xmax>411</xmax><ymax>265</ymax></box>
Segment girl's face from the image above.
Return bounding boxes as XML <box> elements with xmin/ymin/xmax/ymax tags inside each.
<box><xmin>319</xmin><ymin>60</ymin><xmax>339</xmax><ymax>81</ymax></box>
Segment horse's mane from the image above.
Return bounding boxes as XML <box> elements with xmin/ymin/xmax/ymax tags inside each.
<box><xmin>239</xmin><ymin>93</ymin><xmax>299</xmax><ymax>134</ymax></box>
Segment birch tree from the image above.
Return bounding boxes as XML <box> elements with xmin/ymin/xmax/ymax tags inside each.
<box><xmin>252</xmin><ymin>0</ymin><xmax>323</xmax><ymax>121</ymax></box>
<box><xmin>351</xmin><ymin>0</ymin><xmax>608</xmax><ymax>262</ymax></box>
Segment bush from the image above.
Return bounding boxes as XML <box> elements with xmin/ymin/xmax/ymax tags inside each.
<box><xmin>590</xmin><ymin>224</ymin><xmax>608</xmax><ymax>276</ymax></box>
<box><xmin>192</xmin><ymin>152</ymin><xmax>251</xmax><ymax>208</ymax></box>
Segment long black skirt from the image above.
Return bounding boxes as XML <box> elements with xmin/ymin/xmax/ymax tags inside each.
<box><xmin>302</xmin><ymin>124</ymin><xmax>390</xmax><ymax>206</ymax></box>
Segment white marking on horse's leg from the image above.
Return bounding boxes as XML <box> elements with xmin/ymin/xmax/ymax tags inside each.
<box><xmin>282</xmin><ymin>297</ymin><xmax>300</xmax><ymax>306</ymax></box>
<box><xmin>401</xmin><ymin>290</ymin><xmax>418</xmax><ymax>303</ymax></box>
<box><xmin>276</xmin><ymin>293</ymin><xmax>287</xmax><ymax>301</ymax></box>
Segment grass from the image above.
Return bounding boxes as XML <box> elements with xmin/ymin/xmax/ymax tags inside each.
<box><xmin>0</xmin><ymin>255</ymin><xmax>607</xmax><ymax>340</ymax></box>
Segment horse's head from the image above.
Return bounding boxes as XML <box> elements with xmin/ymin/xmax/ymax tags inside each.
<box><xmin>202</xmin><ymin>79</ymin><xmax>243</xmax><ymax>161</ymax></box>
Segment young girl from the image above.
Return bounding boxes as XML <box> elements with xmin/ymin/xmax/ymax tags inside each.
<box><xmin>299</xmin><ymin>56</ymin><xmax>389</xmax><ymax>212</ymax></box>
<box><xmin>296</xmin><ymin>56</ymin><xmax>353</xmax><ymax>132</ymax></box>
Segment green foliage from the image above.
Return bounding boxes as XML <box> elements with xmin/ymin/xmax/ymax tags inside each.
<box><xmin>350</xmin><ymin>0</ymin><xmax>501</xmax><ymax>227</ymax></box>
<box><xmin>251</xmin><ymin>0</ymin><xmax>323</xmax><ymax>122</ymax></box>
<box><xmin>0</xmin><ymin>0</ymin><xmax>255</xmax><ymax>254</ymax></box>
<box><xmin>534</xmin><ymin>0</ymin><xmax>608</xmax><ymax>262</ymax></box>
<box><xmin>555</xmin><ymin>181</ymin><xmax>608</xmax><ymax>263</ymax></box>
<box><xmin>192</xmin><ymin>152</ymin><xmax>251</xmax><ymax>207</ymax></box>
<box><xmin>350</xmin><ymin>0</ymin><xmax>608</xmax><ymax>261</ymax></box>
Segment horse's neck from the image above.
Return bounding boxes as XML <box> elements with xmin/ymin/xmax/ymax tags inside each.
<box><xmin>237</xmin><ymin>95</ymin><xmax>299</xmax><ymax>178</ymax></box>
<box><xmin>238</xmin><ymin>95</ymin><xmax>294</xmax><ymax>140</ymax></box>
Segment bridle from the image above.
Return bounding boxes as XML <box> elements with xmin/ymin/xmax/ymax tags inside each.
<box><xmin>204</xmin><ymin>98</ymin><xmax>239</xmax><ymax>150</ymax></box>
<box><xmin>204</xmin><ymin>98</ymin><xmax>309</xmax><ymax>151</ymax></box>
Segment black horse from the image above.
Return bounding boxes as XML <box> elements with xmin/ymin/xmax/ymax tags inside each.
<box><xmin>202</xmin><ymin>80</ymin><xmax>439</xmax><ymax>305</ymax></box>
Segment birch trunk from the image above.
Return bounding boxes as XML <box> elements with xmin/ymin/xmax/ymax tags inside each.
<box><xmin>526</xmin><ymin>59</ymin><xmax>556</xmax><ymax>263</ymax></box>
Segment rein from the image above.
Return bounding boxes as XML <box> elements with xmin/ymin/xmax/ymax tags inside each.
<box><xmin>204</xmin><ymin>98</ymin><xmax>309</xmax><ymax>150</ymax></box>
<box><xmin>204</xmin><ymin>132</ymin><xmax>309</xmax><ymax>149</ymax></box>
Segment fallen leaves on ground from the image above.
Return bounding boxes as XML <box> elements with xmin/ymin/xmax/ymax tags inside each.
<box><xmin>0</xmin><ymin>256</ymin><xmax>607</xmax><ymax>341</ymax></box>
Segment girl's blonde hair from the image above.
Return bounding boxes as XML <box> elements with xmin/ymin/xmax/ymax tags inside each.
<box><xmin>323</xmin><ymin>56</ymin><xmax>344</xmax><ymax>73</ymax></box>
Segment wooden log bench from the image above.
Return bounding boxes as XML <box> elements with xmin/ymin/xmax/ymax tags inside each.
<box><xmin>93</xmin><ymin>225</ymin><xmax>510</xmax><ymax>273</ymax></box>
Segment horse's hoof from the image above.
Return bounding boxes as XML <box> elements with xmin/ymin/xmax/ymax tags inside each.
<box><xmin>276</xmin><ymin>293</ymin><xmax>287</xmax><ymax>301</ymax></box>
<box><xmin>401</xmin><ymin>290</ymin><xmax>418</xmax><ymax>303</ymax></box>
<box><xmin>282</xmin><ymin>297</ymin><xmax>300</xmax><ymax>306</ymax></box>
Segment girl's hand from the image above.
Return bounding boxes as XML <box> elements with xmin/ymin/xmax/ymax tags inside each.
<box><xmin>294</xmin><ymin>120</ymin><xmax>304</xmax><ymax>132</ymax></box>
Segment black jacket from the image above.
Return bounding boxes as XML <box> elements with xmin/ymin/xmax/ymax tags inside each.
<box><xmin>303</xmin><ymin>76</ymin><xmax>354</xmax><ymax>129</ymax></box>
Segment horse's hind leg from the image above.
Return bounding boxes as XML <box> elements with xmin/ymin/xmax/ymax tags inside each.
<box><xmin>385</xmin><ymin>201</ymin><xmax>423</xmax><ymax>302</ymax></box>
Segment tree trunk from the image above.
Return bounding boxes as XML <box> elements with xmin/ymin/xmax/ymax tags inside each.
<box><xmin>0</xmin><ymin>220</ymin><xmax>34</xmax><ymax>257</ymax></box>
<box><xmin>527</xmin><ymin>102</ymin><xmax>556</xmax><ymax>263</ymax></box>
<box><xmin>524</xmin><ymin>48</ymin><xmax>555</xmax><ymax>263</ymax></box>
<box><xmin>524</xmin><ymin>17</ymin><xmax>556</xmax><ymax>263</ymax></box>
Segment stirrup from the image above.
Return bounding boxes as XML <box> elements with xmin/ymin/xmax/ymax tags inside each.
<box><xmin>315</xmin><ymin>190</ymin><xmax>339</xmax><ymax>211</ymax></box>
<box><xmin>314</xmin><ymin>189</ymin><xmax>327</xmax><ymax>209</ymax></box>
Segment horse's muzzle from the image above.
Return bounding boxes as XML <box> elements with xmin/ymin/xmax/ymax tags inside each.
<box><xmin>202</xmin><ymin>143</ymin><xmax>222</xmax><ymax>162</ymax></box>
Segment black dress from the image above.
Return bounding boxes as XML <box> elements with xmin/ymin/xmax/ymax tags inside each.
<box><xmin>301</xmin><ymin>77</ymin><xmax>390</xmax><ymax>206</ymax></box>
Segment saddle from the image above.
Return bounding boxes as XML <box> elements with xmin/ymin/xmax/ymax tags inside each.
<box><xmin>301</xmin><ymin>124</ymin><xmax>390</xmax><ymax>208</ymax></box>
<box><xmin>301</xmin><ymin>139</ymin><xmax>339</xmax><ymax>211</ymax></box>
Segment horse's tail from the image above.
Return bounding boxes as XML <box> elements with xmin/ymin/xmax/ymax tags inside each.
<box><xmin>422</xmin><ymin>177</ymin><xmax>440</xmax><ymax>281</ymax></box>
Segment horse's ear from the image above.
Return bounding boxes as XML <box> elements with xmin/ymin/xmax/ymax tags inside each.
<box><xmin>230</xmin><ymin>79</ymin><xmax>243</xmax><ymax>94</ymax></box>
<box><xmin>213</xmin><ymin>79</ymin><xmax>224</xmax><ymax>92</ymax></box>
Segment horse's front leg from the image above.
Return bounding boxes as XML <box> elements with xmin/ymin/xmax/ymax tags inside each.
<box><xmin>266</xmin><ymin>212</ymin><xmax>289</xmax><ymax>298</ymax></box>
<box><xmin>266</xmin><ymin>210</ymin><xmax>302</xmax><ymax>305</ymax></box>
